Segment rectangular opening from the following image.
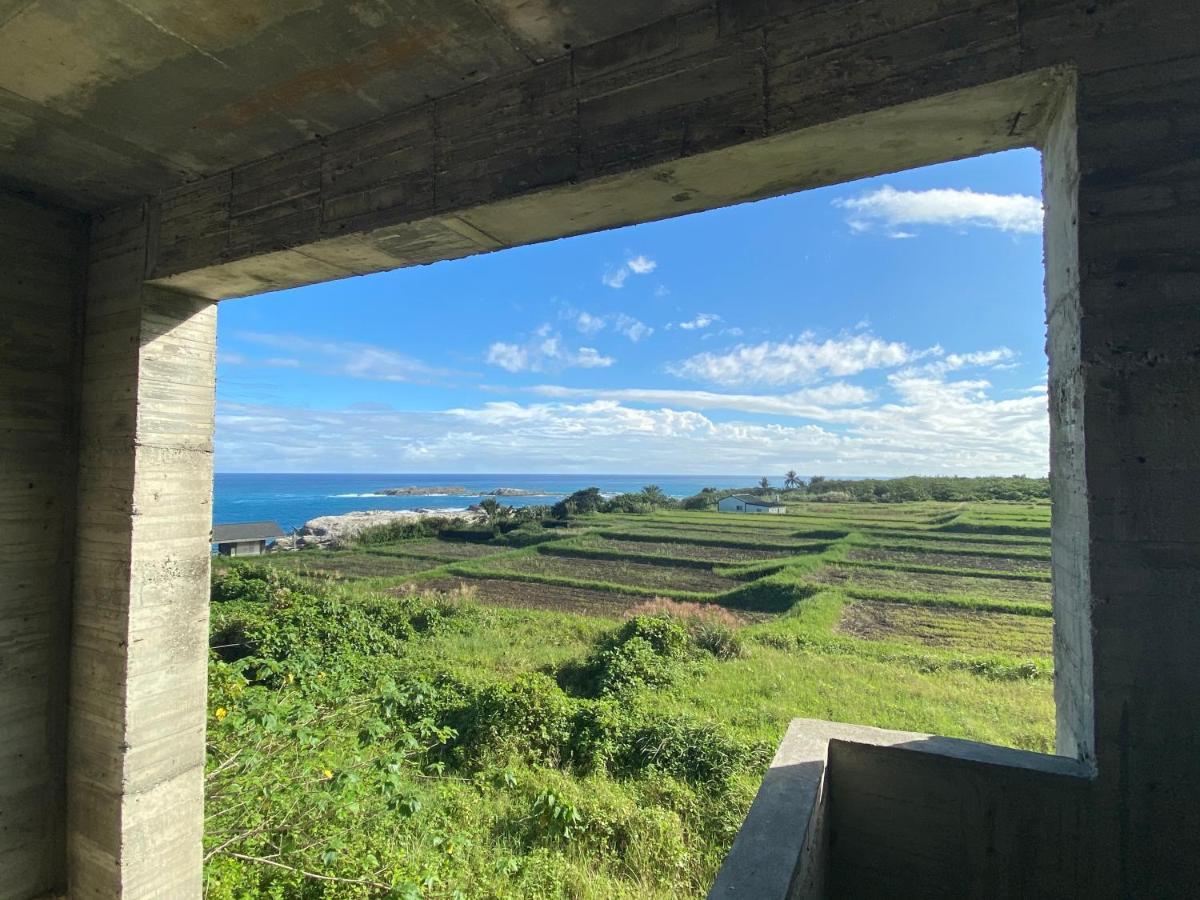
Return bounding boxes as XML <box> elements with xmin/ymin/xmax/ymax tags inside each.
<box><xmin>204</xmin><ymin>138</ymin><xmax>1069</xmax><ymax>895</ymax></box>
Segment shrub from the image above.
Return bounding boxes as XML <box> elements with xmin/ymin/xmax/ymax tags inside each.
<box><xmin>552</xmin><ymin>487</ymin><xmax>605</xmax><ymax>518</ymax></box>
<box><xmin>350</xmin><ymin>516</ymin><xmax>457</xmax><ymax>546</ymax></box>
<box><xmin>810</xmin><ymin>491</ymin><xmax>853</xmax><ymax>502</ymax></box>
<box><xmin>616</xmin><ymin>715</ymin><xmax>772</xmax><ymax>786</ymax></box>
<box><xmin>211</xmin><ymin>563</ymin><xmax>304</xmax><ymax>604</ymax></box>
<box><xmin>625</xmin><ymin>598</ymin><xmax>746</xmax><ymax>659</ymax></box>
<box><xmin>559</xmin><ymin>614</ymin><xmax>690</xmax><ymax>698</ymax></box>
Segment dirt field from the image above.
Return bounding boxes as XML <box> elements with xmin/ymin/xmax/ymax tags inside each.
<box><xmin>413</xmin><ymin>576</ymin><xmax>654</xmax><ymax>618</ymax></box>
<box><xmin>836</xmin><ymin>599</ymin><xmax>1052</xmax><ymax>656</ymax></box>
<box><xmin>573</xmin><ymin>537</ymin><xmax>790</xmax><ymax>563</ymax></box>
<box><xmin>846</xmin><ymin>547</ymin><xmax>1051</xmax><ymax>574</ymax></box>
<box><xmin>470</xmin><ymin>552</ymin><xmax>740</xmax><ymax>593</ymax></box>
<box><xmin>372</xmin><ymin>539</ymin><xmax>509</xmax><ymax>561</ymax></box>
<box><xmin>809</xmin><ymin>563</ymin><xmax>1053</xmax><ymax>604</ymax></box>
<box><xmin>260</xmin><ymin>551</ymin><xmax>442</xmax><ymax>579</ymax></box>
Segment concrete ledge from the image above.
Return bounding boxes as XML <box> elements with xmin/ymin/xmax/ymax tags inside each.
<box><xmin>708</xmin><ymin>719</ymin><xmax>1092</xmax><ymax>899</ymax></box>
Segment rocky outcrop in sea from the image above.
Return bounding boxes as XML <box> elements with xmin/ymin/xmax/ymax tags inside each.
<box><xmin>274</xmin><ymin>508</ymin><xmax>483</xmax><ymax>550</ymax></box>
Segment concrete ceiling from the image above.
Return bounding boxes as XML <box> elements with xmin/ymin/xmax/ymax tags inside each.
<box><xmin>0</xmin><ymin>0</ymin><xmax>710</xmax><ymax>210</ymax></box>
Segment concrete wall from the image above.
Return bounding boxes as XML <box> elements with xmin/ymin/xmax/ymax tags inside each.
<box><xmin>0</xmin><ymin>2</ymin><xmax>1198</xmax><ymax>896</ymax></box>
<box><xmin>1072</xmin><ymin>53</ymin><xmax>1200</xmax><ymax>895</ymax></box>
<box><xmin>68</xmin><ymin>203</ymin><xmax>216</xmax><ymax>896</ymax></box>
<box><xmin>827</xmin><ymin>738</ymin><xmax>1092</xmax><ymax>897</ymax></box>
<box><xmin>0</xmin><ymin>190</ymin><xmax>85</xmax><ymax>898</ymax></box>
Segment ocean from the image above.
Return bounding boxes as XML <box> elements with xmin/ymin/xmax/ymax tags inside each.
<box><xmin>213</xmin><ymin>473</ymin><xmax>763</xmax><ymax>532</ymax></box>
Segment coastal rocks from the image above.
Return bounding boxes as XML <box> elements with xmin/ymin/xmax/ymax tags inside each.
<box><xmin>372</xmin><ymin>486</ymin><xmax>545</xmax><ymax>497</ymax></box>
<box><xmin>375</xmin><ymin>486</ymin><xmax>468</xmax><ymax>496</ymax></box>
<box><xmin>275</xmin><ymin>508</ymin><xmax>482</xmax><ymax>550</ymax></box>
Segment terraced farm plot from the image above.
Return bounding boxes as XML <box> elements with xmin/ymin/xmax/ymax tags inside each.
<box><xmin>846</xmin><ymin>547</ymin><xmax>1051</xmax><ymax>574</ymax></box>
<box><xmin>836</xmin><ymin>599</ymin><xmax>1053</xmax><ymax>657</ymax></box>
<box><xmin>600</xmin><ymin>525</ymin><xmax>825</xmax><ymax>547</ymax></box>
<box><xmin>465</xmin><ymin>550</ymin><xmax>741</xmax><ymax>594</ymax></box>
<box><xmin>413</xmin><ymin>576</ymin><xmax>650</xmax><ymax>618</ymax></box>
<box><xmin>574</xmin><ymin>535</ymin><xmax>791</xmax><ymax>563</ymax></box>
<box><xmin>860</xmin><ymin>528</ymin><xmax>1052</xmax><ymax>549</ymax></box>
<box><xmin>810</xmin><ymin>563</ymin><xmax>1053</xmax><ymax>605</ymax></box>
<box><xmin>256</xmin><ymin>551</ymin><xmax>443</xmax><ymax>580</ymax></box>
<box><xmin>372</xmin><ymin>538</ymin><xmax>512</xmax><ymax>561</ymax></box>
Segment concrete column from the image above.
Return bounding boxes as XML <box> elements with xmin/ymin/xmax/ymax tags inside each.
<box><xmin>1042</xmin><ymin>79</ymin><xmax>1093</xmax><ymax>767</ymax></box>
<box><xmin>68</xmin><ymin>203</ymin><xmax>216</xmax><ymax>897</ymax></box>
<box><xmin>0</xmin><ymin>192</ymin><xmax>86</xmax><ymax>897</ymax></box>
<box><xmin>1071</xmin><ymin>57</ymin><xmax>1200</xmax><ymax>893</ymax></box>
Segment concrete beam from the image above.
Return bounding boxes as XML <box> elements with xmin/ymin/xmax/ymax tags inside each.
<box><xmin>68</xmin><ymin>202</ymin><xmax>216</xmax><ymax>896</ymax></box>
<box><xmin>143</xmin><ymin>7</ymin><xmax>1069</xmax><ymax>300</ymax></box>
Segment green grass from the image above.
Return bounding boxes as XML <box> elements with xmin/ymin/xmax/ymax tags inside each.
<box><xmin>838</xmin><ymin>557</ymin><xmax>1052</xmax><ymax>582</ymax></box>
<box><xmin>206</xmin><ymin>502</ymin><xmax>1059</xmax><ymax>897</ymax></box>
<box><xmin>836</xmin><ymin>599</ymin><xmax>1052</xmax><ymax>657</ymax></box>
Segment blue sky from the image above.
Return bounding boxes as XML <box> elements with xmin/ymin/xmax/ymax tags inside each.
<box><xmin>216</xmin><ymin>148</ymin><xmax>1048</xmax><ymax>476</ymax></box>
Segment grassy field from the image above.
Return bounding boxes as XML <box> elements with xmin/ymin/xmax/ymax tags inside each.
<box><xmin>206</xmin><ymin>500</ymin><xmax>1054</xmax><ymax>897</ymax></box>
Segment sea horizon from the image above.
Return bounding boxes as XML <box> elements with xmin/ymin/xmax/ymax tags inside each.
<box><xmin>213</xmin><ymin>471</ymin><xmax>795</xmax><ymax>532</ymax></box>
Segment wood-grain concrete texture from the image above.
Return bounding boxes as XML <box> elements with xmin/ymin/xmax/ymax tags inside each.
<box><xmin>0</xmin><ymin>1</ymin><xmax>1197</xmax><ymax>896</ymax></box>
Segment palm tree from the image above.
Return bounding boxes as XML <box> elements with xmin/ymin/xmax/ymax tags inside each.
<box><xmin>641</xmin><ymin>484</ymin><xmax>668</xmax><ymax>506</ymax></box>
<box><xmin>478</xmin><ymin>497</ymin><xmax>512</xmax><ymax>525</ymax></box>
<box><xmin>783</xmin><ymin>470</ymin><xmax>800</xmax><ymax>490</ymax></box>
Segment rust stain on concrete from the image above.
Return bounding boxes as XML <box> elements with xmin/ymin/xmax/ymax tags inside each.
<box><xmin>209</xmin><ymin>28</ymin><xmax>438</xmax><ymax>129</ymax></box>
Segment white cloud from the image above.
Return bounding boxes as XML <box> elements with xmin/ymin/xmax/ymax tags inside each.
<box><xmin>486</xmin><ymin>328</ymin><xmax>614</xmax><ymax>373</ymax></box>
<box><xmin>574</xmin><ymin>311</ymin><xmax>606</xmax><ymax>334</ymax></box>
<box><xmin>233</xmin><ymin>332</ymin><xmax>458</xmax><ymax>383</ymax></box>
<box><xmin>574</xmin><ymin>347</ymin><xmax>616</xmax><ymax>368</ymax></box>
<box><xmin>601</xmin><ymin>268</ymin><xmax>629</xmax><ymax>289</ymax></box>
<box><xmin>520</xmin><ymin>382</ymin><xmax>875</xmax><ymax>417</ymax></box>
<box><xmin>614</xmin><ymin>314</ymin><xmax>653</xmax><ymax>342</ymax></box>
<box><xmin>668</xmin><ymin>332</ymin><xmax>922</xmax><ymax>386</ymax></box>
<box><xmin>676</xmin><ymin>313</ymin><xmax>720</xmax><ymax>331</ymax></box>
<box><xmin>216</xmin><ymin>374</ymin><xmax>1047</xmax><ymax>476</ymax></box>
<box><xmin>627</xmin><ymin>255</ymin><xmax>657</xmax><ymax>275</ymax></box>
<box><xmin>486</xmin><ymin>342</ymin><xmax>529</xmax><ymax>373</ymax></box>
<box><xmin>834</xmin><ymin>186</ymin><xmax>1043</xmax><ymax>237</ymax></box>
<box><xmin>916</xmin><ymin>347</ymin><xmax>1017</xmax><ymax>377</ymax></box>
<box><xmin>566</xmin><ymin>310</ymin><xmax>651</xmax><ymax>341</ymax></box>
<box><xmin>603</xmin><ymin>254</ymin><xmax>657</xmax><ymax>288</ymax></box>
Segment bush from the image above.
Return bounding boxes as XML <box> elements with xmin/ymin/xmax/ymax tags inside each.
<box><xmin>211</xmin><ymin>563</ymin><xmax>304</xmax><ymax>604</ymax></box>
<box><xmin>351</xmin><ymin>516</ymin><xmax>457</xmax><ymax>546</ymax></box>
<box><xmin>626</xmin><ymin>598</ymin><xmax>746</xmax><ymax>659</ymax></box>
<box><xmin>552</xmin><ymin>487</ymin><xmax>606</xmax><ymax>518</ymax></box>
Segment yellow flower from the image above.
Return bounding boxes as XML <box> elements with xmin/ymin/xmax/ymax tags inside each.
<box><xmin>214</xmin><ymin>707</ymin><xmax>228</xmax><ymax>721</ymax></box>
<box><xmin>323</xmin><ymin>769</ymin><xmax>334</xmax><ymax>780</ymax></box>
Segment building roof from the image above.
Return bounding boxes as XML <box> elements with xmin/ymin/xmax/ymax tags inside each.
<box><xmin>212</xmin><ymin>521</ymin><xmax>285</xmax><ymax>543</ymax></box>
<box><xmin>726</xmin><ymin>495</ymin><xmax>786</xmax><ymax>508</ymax></box>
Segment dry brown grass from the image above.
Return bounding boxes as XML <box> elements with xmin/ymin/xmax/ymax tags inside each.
<box><xmin>626</xmin><ymin>597</ymin><xmax>746</xmax><ymax>628</ymax></box>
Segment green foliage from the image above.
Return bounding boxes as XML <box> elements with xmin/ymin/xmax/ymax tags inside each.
<box><xmin>572</xmin><ymin>615</ymin><xmax>690</xmax><ymax>697</ymax></box>
<box><xmin>552</xmin><ymin>487</ymin><xmax>606</xmax><ymax>519</ymax></box>
<box><xmin>206</xmin><ymin>569</ymin><xmax>771</xmax><ymax>897</ymax></box>
<box><xmin>351</xmin><ymin>516</ymin><xmax>459</xmax><ymax>546</ymax></box>
<box><xmin>553</xmin><ymin>485</ymin><xmax>681</xmax><ymax>518</ymax></box>
<box><xmin>681</xmin><ymin>475</ymin><xmax>1050</xmax><ymax>508</ymax></box>
<box><xmin>206</xmin><ymin>502</ymin><xmax>1058</xmax><ymax>896</ymax></box>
